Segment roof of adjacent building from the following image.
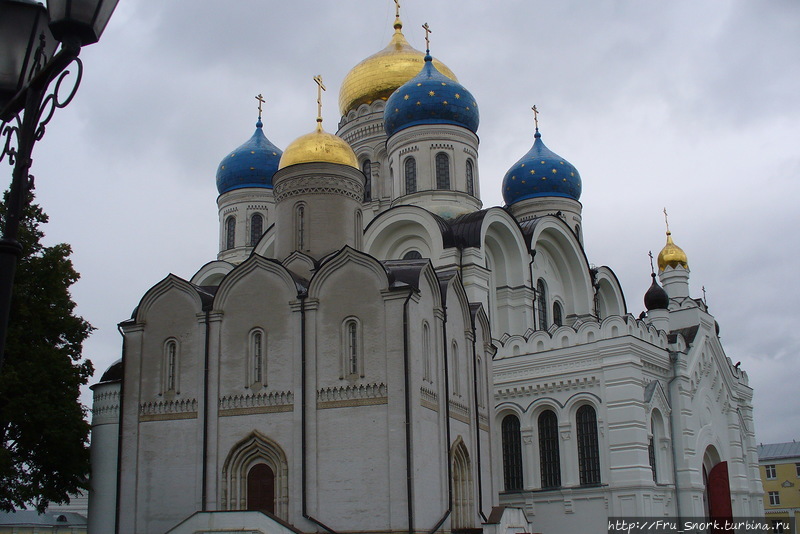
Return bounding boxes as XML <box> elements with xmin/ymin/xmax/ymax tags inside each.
<box><xmin>0</xmin><ymin>510</ymin><xmax>87</xmax><ymax>526</ymax></box>
<box><xmin>758</xmin><ymin>441</ymin><xmax>800</xmax><ymax>461</ymax></box>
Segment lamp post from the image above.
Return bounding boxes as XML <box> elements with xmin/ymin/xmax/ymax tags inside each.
<box><xmin>0</xmin><ymin>0</ymin><xmax>118</xmax><ymax>371</ymax></box>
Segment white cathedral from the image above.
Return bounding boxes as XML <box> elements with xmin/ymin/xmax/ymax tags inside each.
<box><xmin>86</xmin><ymin>9</ymin><xmax>764</xmax><ymax>534</ymax></box>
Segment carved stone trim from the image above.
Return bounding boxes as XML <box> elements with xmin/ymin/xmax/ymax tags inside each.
<box><xmin>139</xmin><ymin>398</ymin><xmax>198</xmax><ymax>420</ymax></box>
<box><xmin>316</xmin><ymin>382</ymin><xmax>387</xmax><ymax>410</ymax></box>
<box><xmin>219</xmin><ymin>390</ymin><xmax>293</xmax><ymax>412</ymax></box>
<box><xmin>421</xmin><ymin>385</ymin><xmax>439</xmax><ymax>412</ymax></box>
<box><xmin>273</xmin><ymin>174</ymin><xmax>363</xmax><ymax>203</ymax></box>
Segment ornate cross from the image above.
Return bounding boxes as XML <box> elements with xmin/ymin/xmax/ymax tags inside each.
<box><xmin>313</xmin><ymin>75</ymin><xmax>326</xmax><ymax>124</ymax></box>
<box><xmin>663</xmin><ymin>207</ymin><xmax>671</xmax><ymax>233</ymax></box>
<box><xmin>422</xmin><ymin>22</ymin><xmax>431</xmax><ymax>50</ymax></box>
<box><xmin>532</xmin><ymin>105</ymin><xmax>539</xmax><ymax>130</ymax></box>
<box><xmin>702</xmin><ymin>286</ymin><xmax>707</xmax><ymax>304</ymax></box>
<box><xmin>394</xmin><ymin>0</ymin><xmax>400</xmax><ymax>18</ymax></box>
<box><xmin>255</xmin><ymin>94</ymin><xmax>265</xmax><ymax>117</ymax></box>
<box><xmin>648</xmin><ymin>250</ymin><xmax>655</xmax><ymax>275</ymax></box>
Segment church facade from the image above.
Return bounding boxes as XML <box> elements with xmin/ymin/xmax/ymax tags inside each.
<box><xmin>87</xmin><ymin>9</ymin><xmax>764</xmax><ymax>534</ymax></box>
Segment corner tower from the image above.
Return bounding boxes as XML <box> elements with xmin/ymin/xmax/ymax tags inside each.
<box><xmin>383</xmin><ymin>33</ymin><xmax>481</xmax><ymax>219</ymax></box>
<box><xmin>216</xmin><ymin>96</ymin><xmax>283</xmax><ymax>264</ymax></box>
<box><xmin>336</xmin><ymin>6</ymin><xmax>457</xmax><ymax>214</ymax></box>
<box><xmin>273</xmin><ymin>77</ymin><xmax>363</xmax><ymax>261</ymax></box>
<box><xmin>502</xmin><ymin>108</ymin><xmax>583</xmax><ymax>241</ymax></box>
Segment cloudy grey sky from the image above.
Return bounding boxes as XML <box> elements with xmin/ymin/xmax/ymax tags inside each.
<box><xmin>14</xmin><ymin>1</ymin><xmax>799</xmax><ymax>444</ymax></box>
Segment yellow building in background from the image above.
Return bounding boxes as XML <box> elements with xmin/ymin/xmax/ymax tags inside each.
<box><xmin>759</xmin><ymin>442</ymin><xmax>800</xmax><ymax>534</ymax></box>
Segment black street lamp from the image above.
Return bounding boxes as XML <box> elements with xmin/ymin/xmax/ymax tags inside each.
<box><xmin>0</xmin><ymin>0</ymin><xmax>118</xmax><ymax>370</ymax></box>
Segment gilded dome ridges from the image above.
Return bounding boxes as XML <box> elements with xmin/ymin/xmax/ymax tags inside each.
<box><xmin>279</xmin><ymin>123</ymin><xmax>359</xmax><ymax>170</ymax></box>
<box><xmin>501</xmin><ymin>129</ymin><xmax>582</xmax><ymax>205</ymax></box>
<box><xmin>657</xmin><ymin>231</ymin><xmax>689</xmax><ymax>271</ymax></box>
<box><xmin>383</xmin><ymin>53</ymin><xmax>479</xmax><ymax>137</ymax></box>
<box><xmin>216</xmin><ymin>118</ymin><xmax>283</xmax><ymax>194</ymax></box>
<box><xmin>338</xmin><ymin>18</ymin><xmax>457</xmax><ymax>116</ymax></box>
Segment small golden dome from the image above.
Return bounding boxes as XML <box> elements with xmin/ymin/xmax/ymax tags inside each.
<box><xmin>278</xmin><ymin>123</ymin><xmax>358</xmax><ymax>170</ymax></box>
<box><xmin>338</xmin><ymin>17</ymin><xmax>457</xmax><ymax>116</ymax></box>
<box><xmin>657</xmin><ymin>231</ymin><xmax>689</xmax><ymax>271</ymax></box>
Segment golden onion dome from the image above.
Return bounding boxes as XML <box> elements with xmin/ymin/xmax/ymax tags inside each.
<box><xmin>338</xmin><ymin>16</ymin><xmax>457</xmax><ymax>116</ymax></box>
<box><xmin>657</xmin><ymin>231</ymin><xmax>689</xmax><ymax>271</ymax></box>
<box><xmin>278</xmin><ymin>123</ymin><xmax>358</xmax><ymax>170</ymax></box>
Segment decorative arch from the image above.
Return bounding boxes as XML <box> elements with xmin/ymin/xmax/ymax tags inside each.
<box><xmin>451</xmin><ymin>437</ymin><xmax>474</xmax><ymax>529</ymax></box>
<box><xmin>213</xmin><ymin>255</ymin><xmax>298</xmax><ymax>311</ymax></box>
<box><xmin>221</xmin><ymin>431</ymin><xmax>289</xmax><ymax>519</ymax></box>
<box><xmin>594</xmin><ymin>266</ymin><xmax>627</xmax><ymax>319</ymax></box>
<box><xmin>363</xmin><ymin>205</ymin><xmax>447</xmax><ymax>261</ymax></box>
<box><xmin>190</xmin><ymin>260</ymin><xmax>234</xmax><ymax>287</ymax></box>
<box><xmin>136</xmin><ymin>274</ymin><xmax>205</xmax><ymax>324</ymax></box>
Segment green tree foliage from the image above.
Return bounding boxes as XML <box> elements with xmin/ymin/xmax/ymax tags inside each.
<box><xmin>0</xmin><ymin>187</ymin><xmax>94</xmax><ymax>512</ymax></box>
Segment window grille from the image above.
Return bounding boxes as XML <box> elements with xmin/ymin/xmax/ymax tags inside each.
<box><xmin>501</xmin><ymin>414</ymin><xmax>523</xmax><ymax>490</ymax></box>
<box><xmin>538</xmin><ymin>410</ymin><xmax>561</xmax><ymax>488</ymax></box>
<box><xmin>577</xmin><ymin>405</ymin><xmax>601</xmax><ymax>485</ymax></box>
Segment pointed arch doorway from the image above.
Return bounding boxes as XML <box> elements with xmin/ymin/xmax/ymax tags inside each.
<box><xmin>703</xmin><ymin>446</ymin><xmax>732</xmax><ymax>533</ymax></box>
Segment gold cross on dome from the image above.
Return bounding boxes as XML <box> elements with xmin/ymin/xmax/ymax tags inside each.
<box><xmin>422</xmin><ymin>22</ymin><xmax>432</xmax><ymax>50</ymax></box>
<box><xmin>394</xmin><ymin>0</ymin><xmax>400</xmax><ymax>18</ymax></box>
<box><xmin>648</xmin><ymin>250</ymin><xmax>655</xmax><ymax>274</ymax></box>
<box><xmin>663</xmin><ymin>207</ymin><xmax>671</xmax><ymax>233</ymax></box>
<box><xmin>313</xmin><ymin>75</ymin><xmax>326</xmax><ymax>125</ymax></box>
<box><xmin>255</xmin><ymin>94</ymin><xmax>265</xmax><ymax>117</ymax></box>
<box><xmin>532</xmin><ymin>105</ymin><xmax>539</xmax><ymax>130</ymax></box>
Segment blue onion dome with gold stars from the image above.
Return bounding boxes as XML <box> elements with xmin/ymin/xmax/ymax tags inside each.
<box><xmin>216</xmin><ymin>117</ymin><xmax>283</xmax><ymax>194</ymax></box>
<box><xmin>383</xmin><ymin>52</ymin><xmax>479</xmax><ymax>137</ymax></box>
<box><xmin>502</xmin><ymin>129</ymin><xmax>582</xmax><ymax>205</ymax></box>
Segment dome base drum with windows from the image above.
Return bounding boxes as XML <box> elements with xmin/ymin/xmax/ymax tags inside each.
<box><xmin>87</xmin><ymin>7</ymin><xmax>764</xmax><ymax>534</ymax></box>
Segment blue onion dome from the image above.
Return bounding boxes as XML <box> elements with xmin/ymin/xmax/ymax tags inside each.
<box><xmin>644</xmin><ymin>273</ymin><xmax>669</xmax><ymax>310</ymax></box>
<box><xmin>502</xmin><ymin>129</ymin><xmax>582</xmax><ymax>205</ymax></box>
<box><xmin>216</xmin><ymin>118</ymin><xmax>283</xmax><ymax>194</ymax></box>
<box><xmin>384</xmin><ymin>53</ymin><xmax>479</xmax><ymax>137</ymax></box>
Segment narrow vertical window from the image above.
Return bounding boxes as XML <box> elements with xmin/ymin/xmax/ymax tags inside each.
<box><xmin>422</xmin><ymin>322</ymin><xmax>431</xmax><ymax>382</ymax></box>
<box><xmin>296</xmin><ymin>204</ymin><xmax>306</xmax><ymax>251</ymax></box>
<box><xmin>251</xmin><ymin>330</ymin><xmax>265</xmax><ymax>386</ymax></box>
<box><xmin>435</xmin><ymin>153</ymin><xmax>450</xmax><ymax>189</ymax></box>
<box><xmin>362</xmin><ymin>159</ymin><xmax>372</xmax><ymax>201</ymax></box>
<box><xmin>502</xmin><ymin>414</ymin><xmax>523</xmax><ymax>491</ymax></box>
<box><xmin>163</xmin><ymin>339</ymin><xmax>179</xmax><ymax>394</ymax></box>
<box><xmin>577</xmin><ymin>405</ymin><xmax>601</xmax><ymax>485</ymax></box>
<box><xmin>342</xmin><ymin>318</ymin><xmax>362</xmax><ymax>378</ymax></box>
<box><xmin>466</xmin><ymin>159</ymin><xmax>475</xmax><ymax>196</ymax></box>
<box><xmin>553</xmin><ymin>301</ymin><xmax>563</xmax><ymax>327</ymax></box>
<box><xmin>649</xmin><ymin>436</ymin><xmax>657</xmax><ymax>482</ymax></box>
<box><xmin>536</xmin><ymin>279</ymin><xmax>548</xmax><ymax>330</ymax></box>
<box><xmin>354</xmin><ymin>210</ymin><xmax>363</xmax><ymax>249</ymax></box>
<box><xmin>250</xmin><ymin>213</ymin><xmax>263</xmax><ymax>246</ymax></box>
<box><xmin>225</xmin><ymin>216</ymin><xmax>236</xmax><ymax>250</ymax></box>
<box><xmin>538</xmin><ymin>410</ymin><xmax>561</xmax><ymax>488</ymax></box>
<box><xmin>348</xmin><ymin>321</ymin><xmax>358</xmax><ymax>375</ymax></box>
<box><xmin>404</xmin><ymin>157</ymin><xmax>417</xmax><ymax>194</ymax></box>
<box><xmin>451</xmin><ymin>340</ymin><xmax>460</xmax><ymax>396</ymax></box>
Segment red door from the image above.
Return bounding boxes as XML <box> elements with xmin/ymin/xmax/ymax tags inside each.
<box><xmin>707</xmin><ymin>461</ymin><xmax>733</xmax><ymax>532</ymax></box>
<box><xmin>247</xmin><ymin>463</ymin><xmax>275</xmax><ymax>514</ymax></box>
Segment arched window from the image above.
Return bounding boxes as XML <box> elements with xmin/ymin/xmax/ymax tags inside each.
<box><xmin>422</xmin><ymin>321</ymin><xmax>431</xmax><ymax>382</ymax></box>
<box><xmin>341</xmin><ymin>318</ymin><xmax>362</xmax><ymax>378</ymax></box>
<box><xmin>466</xmin><ymin>159</ymin><xmax>475</xmax><ymax>196</ymax></box>
<box><xmin>250</xmin><ymin>330</ymin><xmax>265</xmax><ymax>387</ymax></box>
<box><xmin>250</xmin><ymin>213</ymin><xmax>263</xmax><ymax>246</ymax></box>
<box><xmin>362</xmin><ymin>159</ymin><xmax>372</xmax><ymax>201</ymax></box>
<box><xmin>247</xmin><ymin>463</ymin><xmax>275</xmax><ymax>514</ymax></box>
<box><xmin>451</xmin><ymin>340</ymin><xmax>460</xmax><ymax>396</ymax></box>
<box><xmin>435</xmin><ymin>152</ymin><xmax>450</xmax><ymax>189</ymax></box>
<box><xmin>295</xmin><ymin>204</ymin><xmax>306</xmax><ymax>251</ymax></box>
<box><xmin>553</xmin><ymin>301</ymin><xmax>563</xmax><ymax>327</ymax></box>
<box><xmin>501</xmin><ymin>414</ymin><xmax>523</xmax><ymax>491</ymax></box>
<box><xmin>225</xmin><ymin>216</ymin><xmax>236</xmax><ymax>250</ymax></box>
<box><xmin>163</xmin><ymin>339</ymin><xmax>179</xmax><ymax>394</ymax></box>
<box><xmin>402</xmin><ymin>250</ymin><xmax>422</xmax><ymax>260</ymax></box>
<box><xmin>536</xmin><ymin>279</ymin><xmax>548</xmax><ymax>330</ymax></box>
<box><xmin>404</xmin><ymin>157</ymin><xmax>417</xmax><ymax>194</ymax></box>
<box><xmin>538</xmin><ymin>410</ymin><xmax>561</xmax><ymax>488</ymax></box>
<box><xmin>577</xmin><ymin>405</ymin><xmax>601</xmax><ymax>485</ymax></box>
